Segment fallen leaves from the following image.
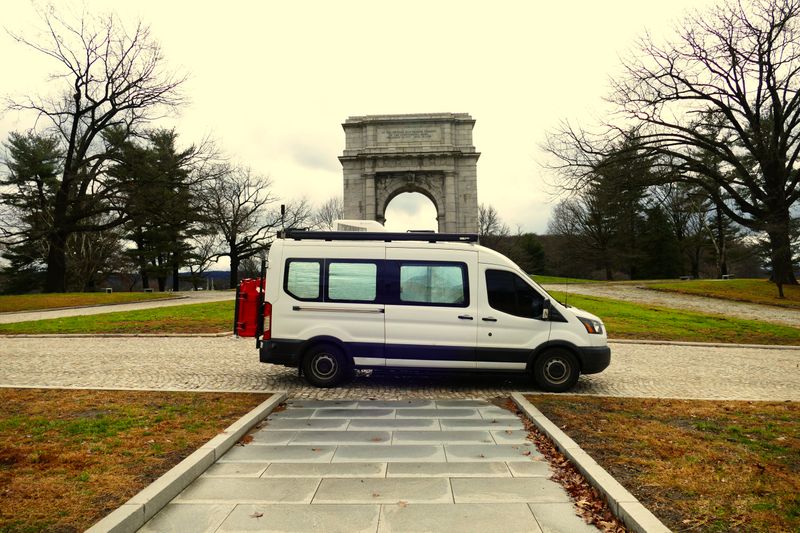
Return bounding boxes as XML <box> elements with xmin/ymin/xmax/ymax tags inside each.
<box><xmin>237</xmin><ymin>435</ymin><xmax>254</xmax><ymax>446</ymax></box>
<box><xmin>492</xmin><ymin>397</ymin><xmax>627</xmax><ymax>533</ymax></box>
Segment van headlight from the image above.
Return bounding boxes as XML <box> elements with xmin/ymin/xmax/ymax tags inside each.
<box><xmin>577</xmin><ymin>316</ymin><xmax>603</xmax><ymax>335</ymax></box>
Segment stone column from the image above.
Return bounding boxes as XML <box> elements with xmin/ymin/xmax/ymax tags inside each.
<box><xmin>364</xmin><ymin>172</ymin><xmax>376</xmax><ymax>222</ymax></box>
<box><xmin>444</xmin><ymin>171</ymin><xmax>458</xmax><ymax>233</ymax></box>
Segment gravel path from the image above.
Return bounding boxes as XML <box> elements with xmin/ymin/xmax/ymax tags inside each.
<box><xmin>542</xmin><ymin>283</ymin><xmax>800</xmax><ymax>328</ymax></box>
<box><xmin>1</xmin><ymin>336</ymin><xmax>797</xmax><ymax>401</ymax></box>
<box><xmin>0</xmin><ymin>291</ymin><xmax>234</xmax><ymax>324</ymax></box>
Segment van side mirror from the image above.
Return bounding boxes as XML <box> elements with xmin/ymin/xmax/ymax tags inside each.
<box><xmin>542</xmin><ymin>299</ymin><xmax>550</xmax><ymax>320</ymax></box>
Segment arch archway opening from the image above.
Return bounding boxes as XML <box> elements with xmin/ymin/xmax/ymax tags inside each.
<box><xmin>383</xmin><ymin>192</ymin><xmax>439</xmax><ymax>232</ymax></box>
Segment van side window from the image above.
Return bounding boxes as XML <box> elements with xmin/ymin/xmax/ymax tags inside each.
<box><xmin>328</xmin><ymin>262</ymin><xmax>377</xmax><ymax>302</ymax></box>
<box><xmin>486</xmin><ymin>269</ymin><xmax>544</xmax><ymax>319</ymax></box>
<box><xmin>285</xmin><ymin>260</ymin><xmax>321</xmax><ymax>300</ymax></box>
<box><xmin>400</xmin><ymin>263</ymin><xmax>466</xmax><ymax>305</ymax></box>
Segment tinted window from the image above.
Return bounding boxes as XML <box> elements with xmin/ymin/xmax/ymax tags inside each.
<box><xmin>286</xmin><ymin>260</ymin><xmax>321</xmax><ymax>300</ymax></box>
<box><xmin>400</xmin><ymin>264</ymin><xmax>466</xmax><ymax>305</ymax></box>
<box><xmin>486</xmin><ymin>270</ymin><xmax>544</xmax><ymax>318</ymax></box>
<box><xmin>328</xmin><ymin>262</ymin><xmax>377</xmax><ymax>302</ymax></box>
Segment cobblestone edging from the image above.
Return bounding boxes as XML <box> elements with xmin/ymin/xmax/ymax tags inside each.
<box><xmin>511</xmin><ymin>393</ymin><xmax>670</xmax><ymax>533</ymax></box>
<box><xmin>85</xmin><ymin>391</ymin><xmax>287</xmax><ymax>533</ymax></box>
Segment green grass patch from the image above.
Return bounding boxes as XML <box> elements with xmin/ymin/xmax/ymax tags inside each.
<box><xmin>549</xmin><ymin>291</ymin><xmax>800</xmax><ymax>345</ymax></box>
<box><xmin>0</xmin><ymin>292</ymin><xmax>175</xmax><ymax>313</ymax></box>
<box><xmin>0</xmin><ymin>301</ymin><xmax>233</xmax><ymax>335</ymax></box>
<box><xmin>648</xmin><ymin>278</ymin><xmax>800</xmax><ymax>309</ymax></box>
<box><xmin>526</xmin><ymin>395</ymin><xmax>800</xmax><ymax>532</ymax></box>
<box><xmin>531</xmin><ymin>275</ymin><xmax>599</xmax><ymax>285</ymax></box>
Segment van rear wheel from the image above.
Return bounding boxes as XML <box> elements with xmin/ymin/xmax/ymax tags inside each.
<box><xmin>302</xmin><ymin>344</ymin><xmax>350</xmax><ymax>388</ymax></box>
<box><xmin>532</xmin><ymin>348</ymin><xmax>579</xmax><ymax>393</ymax></box>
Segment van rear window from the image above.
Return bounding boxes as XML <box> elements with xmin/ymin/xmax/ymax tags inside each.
<box><xmin>400</xmin><ymin>264</ymin><xmax>465</xmax><ymax>305</ymax></box>
<box><xmin>286</xmin><ymin>260</ymin><xmax>321</xmax><ymax>300</ymax></box>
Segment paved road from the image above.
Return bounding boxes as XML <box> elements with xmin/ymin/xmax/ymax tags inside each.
<box><xmin>1</xmin><ymin>337</ymin><xmax>797</xmax><ymax>401</ymax></box>
<box><xmin>0</xmin><ymin>291</ymin><xmax>234</xmax><ymax>324</ymax></box>
<box><xmin>141</xmin><ymin>400</ymin><xmax>597</xmax><ymax>533</ymax></box>
<box><xmin>542</xmin><ymin>283</ymin><xmax>800</xmax><ymax>328</ymax></box>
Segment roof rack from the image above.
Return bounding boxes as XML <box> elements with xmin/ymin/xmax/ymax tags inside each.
<box><xmin>283</xmin><ymin>229</ymin><xmax>479</xmax><ymax>243</ymax></box>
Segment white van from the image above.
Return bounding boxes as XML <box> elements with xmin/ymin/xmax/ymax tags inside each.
<box><xmin>256</xmin><ymin>229</ymin><xmax>610</xmax><ymax>391</ymax></box>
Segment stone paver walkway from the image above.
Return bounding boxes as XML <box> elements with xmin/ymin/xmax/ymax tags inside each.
<box><xmin>542</xmin><ymin>283</ymin><xmax>800</xmax><ymax>328</ymax></box>
<box><xmin>1</xmin><ymin>337</ymin><xmax>798</xmax><ymax>400</ymax></box>
<box><xmin>0</xmin><ymin>291</ymin><xmax>233</xmax><ymax>324</ymax></box>
<box><xmin>141</xmin><ymin>399</ymin><xmax>597</xmax><ymax>533</ymax></box>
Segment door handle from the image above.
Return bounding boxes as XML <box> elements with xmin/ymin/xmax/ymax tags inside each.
<box><xmin>482</xmin><ymin>317</ymin><xmax>498</xmax><ymax>322</ymax></box>
<box><xmin>458</xmin><ymin>315</ymin><xmax>474</xmax><ymax>320</ymax></box>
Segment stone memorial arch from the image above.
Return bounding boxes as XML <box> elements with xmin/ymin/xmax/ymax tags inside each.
<box><xmin>339</xmin><ymin>113</ymin><xmax>479</xmax><ymax>233</ymax></box>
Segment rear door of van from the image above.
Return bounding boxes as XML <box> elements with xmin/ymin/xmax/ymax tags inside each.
<box><xmin>279</xmin><ymin>244</ymin><xmax>386</xmax><ymax>366</ymax></box>
<box><xmin>384</xmin><ymin>246</ymin><xmax>478</xmax><ymax>368</ymax></box>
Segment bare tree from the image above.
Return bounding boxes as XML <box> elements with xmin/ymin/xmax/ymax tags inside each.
<box><xmin>546</xmin><ymin>0</ymin><xmax>800</xmax><ymax>296</ymax></box>
<box><xmin>478</xmin><ymin>203</ymin><xmax>510</xmax><ymax>238</ymax></box>
<box><xmin>5</xmin><ymin>7</ymin><xmax>185</xmax><ymax>292</ymax></box>
<box><xmin>311</xmin><ymin>197</ymin><xmax>344</xmax><ymax>230</ymax></box>
<box><xmin>201</xmin><ymin>165</ymin><xmax>310</xmax><ymax>287</ymax></box>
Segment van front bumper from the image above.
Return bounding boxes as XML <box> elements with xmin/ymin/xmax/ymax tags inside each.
<box><xmin>577</xmin><ymin>346</ymin><xmax>611</xmax><ymax>374</ymax></box>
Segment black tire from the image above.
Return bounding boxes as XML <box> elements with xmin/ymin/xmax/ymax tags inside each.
<box><xmin>532</xmin><ymin>348</ymin><xmax>580</xmax><ymax>392</ymax></box>
<box><xmin>302</xmin><ymin>344</ymin><xmax>350</xmax><ymax>388</ymax></box>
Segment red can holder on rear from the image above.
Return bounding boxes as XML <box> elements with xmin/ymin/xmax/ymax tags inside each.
<box><xmin>234</xmin><ymin>278</ymin><xmax>264</xmax><ymax>337</ymax></box>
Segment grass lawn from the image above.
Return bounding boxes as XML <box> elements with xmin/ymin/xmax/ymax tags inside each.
<box><xmin>0</xmin><ymin>301</ymin><xmax>234</xmax><ymax>335</ymax></box>
<box><xmin>0</xmin><ymin>388</ymin><xmax>270</xmax><ymax>532</ymax></box>
<box><xmin>532</xmin><ymin>275</ymin><xmax>600</xmax><ymax>285</ymax></box>
<box><xmin>548</xmin><ymin>291</ymin><xmax>800</xmax><ymax>345</ymax></box>
<box><xmin>0</xmin><ymin>292</ymin><xmax>176</xmax><ymax>313</ymax></box>
<box><xmin>526</xmin><ymin>395</ymin><xmax>800</xmax><ymax>532</ymax></box>
<box><xmin>648</xmin><ymin>278</ymin><xmax>800</xmax><ymax>310</ymax></box>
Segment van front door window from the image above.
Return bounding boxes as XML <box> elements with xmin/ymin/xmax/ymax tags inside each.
<box><xmin>486</xmin><ymin>269</ymin><xmax>544</xmax><ymax>319</ymax></box>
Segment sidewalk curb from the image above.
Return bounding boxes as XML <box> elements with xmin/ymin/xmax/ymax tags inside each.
<box><xmin>85</xmin><ymin>391</ymin><xmax>288</xmax><ymax>533</ymax></box>
<box><xmin>511</xmin><ymin>392</ymin><xmax>670</xmax><ymax>533</ymax></box>
<box><xmin>609</xmin><ymin>339</ymin><xmax>799</xmax><ymax>350</ymax></box>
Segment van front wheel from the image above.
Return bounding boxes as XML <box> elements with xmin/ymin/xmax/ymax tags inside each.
<box><xmin>302</xmin><ymin>344</ymin><xmax>350</xmax><ymax>388</ymax></box>
<box><xmin>532</xmin><ymin>349</ymin><xmax>579</xmax><ymax>392</ymax></box>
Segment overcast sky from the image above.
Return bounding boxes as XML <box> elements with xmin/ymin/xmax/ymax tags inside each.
<box><xmin>1</xmin><ymin>0</ymin><xmax>718</xmax><ymax>234</ymax></box>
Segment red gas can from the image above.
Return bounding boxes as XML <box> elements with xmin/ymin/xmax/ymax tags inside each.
<box><xmin>234</xmin><ymin>278</ymin><xmax>264</xmax><ymax>337</ymax></box>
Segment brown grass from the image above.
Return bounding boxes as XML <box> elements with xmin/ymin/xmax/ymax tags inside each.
<box><xmin>648</xmin><ymin>278</ymin><xmax>800</xmax><ymax>310</ymax></box>
<box><xmin>525</xmin><ymin>395</ymin><xmax>800</xmax><ymax>532</ymax></box>
<box><xmin>0</xmin><ymin>388</ymin><xmax>270</xmax><ymax>532</ymax></box>
<box><xmin>0</xmin><ymin>293</ymin><xmax>176</xmax><ymax>313</ymax></box>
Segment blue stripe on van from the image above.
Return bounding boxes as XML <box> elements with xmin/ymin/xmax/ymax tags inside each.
<box><xmin>262</xmin><ymin>339</ymin><xmax>531</xmax><ymax>366</ymax></box>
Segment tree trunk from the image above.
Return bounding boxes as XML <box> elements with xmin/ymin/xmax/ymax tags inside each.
<box><xmin>172</xmin><ymin>266</ymin><xmax>180</xmax><ymax>292</ymax></box>
<box><xmin>690</xmin><ymin>248</ymin><xmax>701</xmax><ymax>279</ymax></box>
<box><xmin>767</xmin><ymin>224</ymin><xmax>798</xmax><ymax>294</ymax></box>
<box><xmin>715</xmin><ymin>205</ymin><xmax>728</xmax><ymax>278</ymax></box>
<box><xmin>229</xmin><ymin>256</ymin><xmax>240</xmax><ymax>289</ymax></box>
<box><xmin>44</xmin><ymin>231</ymin><xmax>68</xmax><ymax>292</ymax></box>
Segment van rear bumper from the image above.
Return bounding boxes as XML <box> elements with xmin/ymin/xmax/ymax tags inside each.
<box><xmin>577</xmin><ymin>346</ymin><xmax>611</xmax><ymax>374</ymax></box>
<box><xmin>260</xmin><ymin>339</ymin><xmax>302</xmax><ymax>367</ymax></box>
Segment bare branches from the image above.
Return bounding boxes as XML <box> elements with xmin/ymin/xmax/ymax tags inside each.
<box><xmin>3</xmin><ymin>6</ymin><xmax>187</xmax><ymax>291</ymax></box>
<box><xmin>545</xmin><ymin>0</ymin><xmax>799</xmax><ymax>285</ymax></box>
